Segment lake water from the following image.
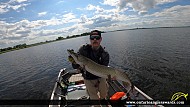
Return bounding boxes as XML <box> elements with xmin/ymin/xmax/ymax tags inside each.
<box><xmin>0</xmin><ymin>27</ymin><xmax>190</xmax><ymax>106</ymax></box>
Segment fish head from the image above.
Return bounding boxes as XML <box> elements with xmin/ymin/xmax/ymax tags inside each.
<box><xmin>67</xmin><ymin>49</ymin><xmax>88</xmax><ymax>66</ymax></box>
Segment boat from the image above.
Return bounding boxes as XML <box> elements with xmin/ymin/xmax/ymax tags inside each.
<box><xmin>49</xmin><ymin>68</ymin><xmax>164</xmax><ymax>107</ymax></box>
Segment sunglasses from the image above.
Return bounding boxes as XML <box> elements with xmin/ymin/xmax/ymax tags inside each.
<box><xmin>90</xmin><ymin>35</ymin><xmax>101</xmax><ymax>40</ymax></box>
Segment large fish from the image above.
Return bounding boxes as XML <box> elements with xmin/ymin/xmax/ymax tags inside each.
<box><xmin>67</xmin><ymin>49</ymin><xmax>133</xmax><ymax>92</ymax></box>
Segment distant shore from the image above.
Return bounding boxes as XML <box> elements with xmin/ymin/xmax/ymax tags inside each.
<box><xmin>1</xmin><ymin>26</ymin><xmax>189</xmax><ymax>54</ymax></box>
<box><xmin>105</xmin><ymin>26</ymin><xmax>190</xmax><ymax>33</ymax></box>
<box><xmin>0</xmin><ymin>32</ymin><xmax>90</xmax><ymax>54</ymax></box>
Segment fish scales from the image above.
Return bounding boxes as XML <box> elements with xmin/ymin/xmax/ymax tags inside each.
<box><xmin>67</xmin><ymin>49</ymin><xmax>132</xmax><ymax>89</ymax></box>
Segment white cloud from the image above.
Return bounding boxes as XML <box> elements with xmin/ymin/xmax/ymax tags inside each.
<box><xmin>63</xmin><ymin>12</ymin><xmax>75</xmax><ymax>18</ymax></box>
<box><xmin>135</xmin><ymin>5</ymin><xmax>190</xmax><ymax>28</ymax></box>
<box><xmin>156</xmin><ymin>0</ymin><xmax>177</xmax><ymax>5</ymax></box>
<box><xmin>102</xmin><ymin>0</ymin><xmax>119</xmax><ymax>7</ymax></box>
<box><xmin>81</xmin><ymin>4</ymin><xmax>137</xmax><ymax>29</ymax></box>
<box><xmin>86</xmin><ymin>4</ymin><xmax>105</xmax><ymax>14</ymax></box>
<box><xmin>139</xmin><ymin>11</ymin><xmax>148</xmax><ymax>15</ymax></box>
<box><xmin>56</xmin><ymin>0</ymin><xmax>65</xmax><ymax>4</ymax></box>
<box><xmin>11</xmin><ymin>3</ymin><xmax>28</xmax><ymax>11</ymax></box>
<box><xmin>150</xmin><ymin>5</ymin><xmax>190</xmax><ymax>18</ymax></box>
<box><xmin>62</xmin><ymin>13</ymin><xmax>79</xmax><ymax>23</ymax></box>
<box><xmin>118</xmin><ymin>0</ymin><xmax>127</xmax><ymax>10</ymax></box>
<box><xmin>38</xmin><ymin>12</ymin><xmax>47</xmax><ymax>17</ymax></box>
<box><xmin>86</xmin><ymin>4</ymin><xmax>96</xmax><ymax>10</ymax></box>
<box><xmin>0</xmin><ymin>0</ymin><xmax>29</xmax><ymax>14</ymax></box>
<box><xmin>77</xmin><ymin>4</ymin><xmax>140</xmax><ymax>31</ymax></box>
<box><xmin>127</xmin><ymin>0</ymin><xmax>156</xmax><ymax>13</ymax></box>
<box><xmin>79</xmin><ymin>15</ymin><xmax>89</xmax><ymax>24</ymax></box>
<box><xmin>0</xmin><ymin>5</ymin><xmax>9</xmax><ymax>14</ymax></box>
<box><xmin>1</xmin><ymin>0</ymin><xmax>189</xmax><ymax>49</ymax></box>
<box><xmin>84</xmin><ymin>4</ymin><xmax>124</xmax><ymax>16</ymax></box>
<box><xmin>10</xmin><ymin>0</ymin><xmax>28</xmax><ymax>3</ymax></box>
<box><xmin>62</xmin><ymin>13</ymin><xmax>75</xmax><ymax>20</ymax></box>
<box><xmin>81</xmin><ymin>4</ymin><xmax>190</xmax><ymax>31</ymax></box>
<box><xmin>102</xmin><ymin>0</ymin><xmax>177</xmax><ymax>15</ymax></box>
<box><xmin>0</xmin><ymin>13</ymin><xmax>80</xmax><ymax>48</ymax></box>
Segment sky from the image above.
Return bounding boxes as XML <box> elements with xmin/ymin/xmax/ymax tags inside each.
<box><xmin>0</xmin><ymin>0</ymin><xmax>190</xmax><ymax>48</ymax></box>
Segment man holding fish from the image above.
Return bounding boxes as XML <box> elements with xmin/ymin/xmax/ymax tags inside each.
<box><xmin>68</xmin><ymin>30</ymin><xmax>110</xmax><ymax>102</ymax></box>
<box><xmin>68</xmin><ymin>30</ymin><xmax>132</xmax><ymax>107</ymax></box>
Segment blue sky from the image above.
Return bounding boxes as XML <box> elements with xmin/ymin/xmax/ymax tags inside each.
<box><xmin>0</xmin><ymin>0</ymin><xmax>190</xmax><ymax>48</ymax></box>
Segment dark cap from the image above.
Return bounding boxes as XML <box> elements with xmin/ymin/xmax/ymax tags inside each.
<box><xmin>90</xmin><ymin>30</ymin><xmax>101</xmax><ymax>37</ymax></box>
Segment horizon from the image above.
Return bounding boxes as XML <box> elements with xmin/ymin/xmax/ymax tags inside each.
<box><xmin>1</xmin><ymin>0</ymin><xmax>190</xmax><ymax>48</ymax></box>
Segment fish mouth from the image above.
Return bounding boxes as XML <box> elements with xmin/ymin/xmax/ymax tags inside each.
<box><xmin>67</xmin><ymin>49</ymin><xmax>78</xmax><ymax>58</ymax></box>
<box><xmin>67</xmin><ymin>49</ymin><xmax>74</xmax><ymax>54</ymax></box>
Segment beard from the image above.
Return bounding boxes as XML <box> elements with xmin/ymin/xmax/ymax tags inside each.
<box><xmin>93</xmin><ymin>41</ymin><xmax>98</xmax><ymax>44</ymax></box>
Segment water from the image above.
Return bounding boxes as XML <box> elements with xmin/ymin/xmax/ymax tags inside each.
<box><xmin>0</xmin><ymin>27</ymin><xmax>190</xmax><ymax>106</ymax></box>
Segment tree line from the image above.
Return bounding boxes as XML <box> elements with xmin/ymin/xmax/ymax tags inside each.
<box><xmin>0</xmin><ymin>32</ymin><xmax>92</xmax><ymax>54</ymax></box>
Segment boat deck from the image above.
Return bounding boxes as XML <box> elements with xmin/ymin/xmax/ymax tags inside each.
<box><xmin>68</xmin><ymin>73</ymin><xmax>164</xmax><ymax>107</ymax></box>
<box><xmin>69</xmin><ymin>73</ymin><xmax>84</xmax><ymax>82</ymax></box>
<box><xmin>49</xmin><ymin>69</ymin><xmax>164</xmax><ymax>107</ymax></box>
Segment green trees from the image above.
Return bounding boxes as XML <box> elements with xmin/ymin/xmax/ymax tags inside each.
<box><xmin>13</xmin><ymin>43</ymin><xmax>27</xmax><ymax>49</ymax></box>
<box><xmin>0</xmin><ymin>43</ymin><xmax>27</xmax><ymax>54</ymax></box>
<box><xmin>0</xmin><ymin>31</ymin><xmax>100</xmax><ymax>54</ymax></box>
<box><xmin>56</xmin><ymin>37</ymin><xmax>65</xmax><ymax>40</ymax></box>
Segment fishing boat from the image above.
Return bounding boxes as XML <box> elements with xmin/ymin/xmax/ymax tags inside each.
<box><xmin>49</xmin><ymin>68</ymin><xmax>164</xmax><ymax>107</ymax></box>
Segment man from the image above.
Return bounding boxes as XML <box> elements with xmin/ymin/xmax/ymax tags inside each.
<box><xmin>68</xmin><ymin>30</ymin><xmax>109</xmax><ymax>105</ymax></box>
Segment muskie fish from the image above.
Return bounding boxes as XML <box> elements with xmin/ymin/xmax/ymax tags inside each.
<box><xmin>67</xmin><ymin>49</ymin><xmax>133</xmax><ymax>92</ymax></box>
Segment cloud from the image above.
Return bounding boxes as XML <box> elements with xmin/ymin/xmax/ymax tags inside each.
<box><xmin>62</xmin><ymin>13</ymin><xmax>76</xmax><ymax>20</ymax></box>
<box><xmin>11</xmin><ymin>3</ymin><xmax>29</xmax><ymax>11</ymax></box>
<box><xmin>78</xmin><ymin>4</ymin><xmax>138</xmax><ymax>31</ymax></box>
<box><xmin>56</xmin><ymin>0</ymin><xmax>65</xmax><ymax>4</ymax></box>
<box><xmin>92</xmin><ymin>16</ymin><xmax>113</xmax><ymax>27</ymax></box>
<box><xmin>81</xmin><ymin>4</ymin><xmax>136</xmax><ymax>29</ymax></box>
<box><xmin>0</xmin><ymin>0</ymin><xmax>29</xmax><ymax>14</ymax></box>
<box><xmin>125</xmin><ymin>5</ymin><xmax>190</xmax><ymax>28</ymax></box>
<box><xmin>102</xmin><ymin>0</ymin><xmax>177</xmax><ymax>14</ymax></box>
<box><xmin>79</xmin><ymin>15</ymin><xmax>89</xmax><ymax>24</ymax></box>
<box><xmin>156</xmin><ymin>0</ymin><xmax>177</xmax><ymax>5</ymax></box>
<box><xmin>0</xmin><ymin>5</ymin><xmax>9</xmax><ymax>14</ymax></box>
<box><xmin>118</xmin><ymin>0</ymin><xmax>128</xmax><ymax>10</ymax></box>
<box><xmin>82</xmin><ymin>3</ymin><xmax>190</xmax><ymax>31</ymax></box>
<box><xmin>0</xmin><ymin>20</ymin><xmax>31</xmax><ymax>40</ymax></box>
<box><xmin>38</xmin><ymin>12</ymin><xmax>47</xmax><ymax>17</ymax></box>
<box><xmin>139</xmin><ymin>11</ymin><xmax>148</xmax><ymax>15</ymax></box>
<box><xmin>0</xmin><ymin>12</ymin><xmax>80</xmax><ymax>48</ymax></box>
<box><xmin>85</xmin><ymin>4</ymin><xmax>105</xmax><ymax>14</ymax></box>
<box><xmin>12</xmin><ymin>0</ymin><xmax>28</xmax><ymax>3</ymax></box>
<box><xmin>149</xmin><ymin>5</ymin><xmax>190</xmax><ymax>18</ymax></box>
<box><xmin>81</xmin><ymin>14</ymin><xmax>122</xmax><ymax>30</ymax></box>
<box><xmin>0</xmin><ymin>0</ymin><xmax>189</xmax><ymax>49</ymax></box>
<box><xmin>61</xmin><ymin>12</ymin><xmax>79</xmax><ymax>23</ymax></box>
<box><xmin>126</xmin><ymin>0</ymin><xmax>157</xmax><ymax>14</ymax></box>
<box><xmin>102</xmin><ymin>0</ymin><xmax>119</xmax><ymax>7</ymax></box>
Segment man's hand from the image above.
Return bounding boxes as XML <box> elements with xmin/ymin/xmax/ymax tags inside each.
<box><xmin>68</xmin><ymin>55</ymin><xmax>76</xmax><ymax>64</ymax></box>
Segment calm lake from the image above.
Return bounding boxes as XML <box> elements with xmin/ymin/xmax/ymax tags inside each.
<box><xmin>0</xmin><ymin>27</ymin><xmax>190</xmax><ymax>106</ymax></box>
